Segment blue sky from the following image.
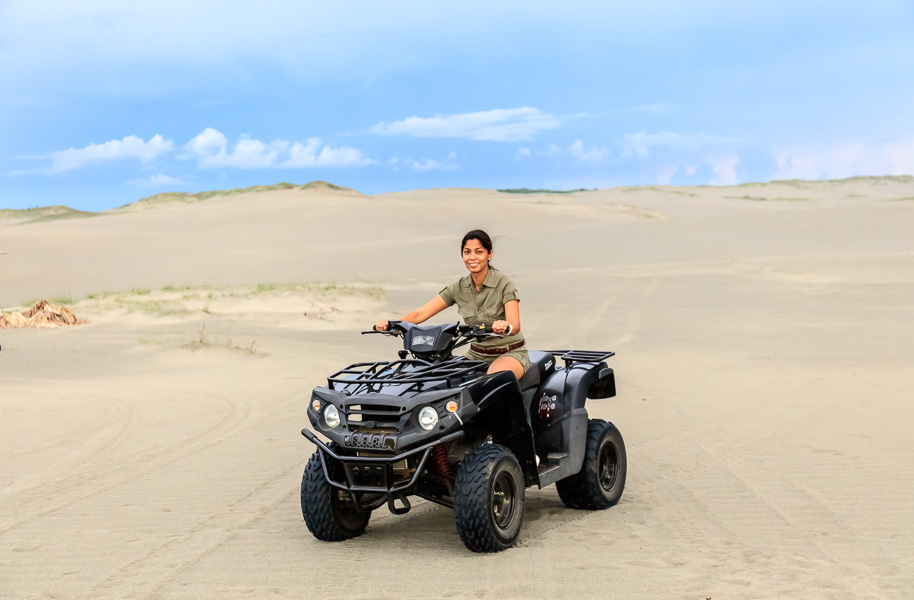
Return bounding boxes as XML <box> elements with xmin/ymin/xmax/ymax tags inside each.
<box><xmin>2</xmin><ymin>1</ymin><xmax>913</xmax><ymax>211</ymax></box>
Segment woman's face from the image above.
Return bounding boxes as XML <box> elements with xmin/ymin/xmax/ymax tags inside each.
<box><xmin>462</xmin><ymin>238</ymin><xmax>492</xmax><ymax>275</ymax></box>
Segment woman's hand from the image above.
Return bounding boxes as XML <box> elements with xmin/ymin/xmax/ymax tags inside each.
<box><xmin>492</xmin><ymin>320</ymin><xmax>512</xmax><ymax>335</ymax></box>
<box><xmin>375</xmin><ymin>319</ymin><xmax>389</xmax><ymax>332</ymax></box>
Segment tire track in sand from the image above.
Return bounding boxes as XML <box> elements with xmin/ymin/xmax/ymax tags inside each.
<box><xmin>0</xmin><ymin>390</ymin><xmax>255</xmax><ymax>534</ymax></box>
<box><xmin>0</xmin><ymin>393</ymin><xmax>140</xmax><ymax>495</ymax></box>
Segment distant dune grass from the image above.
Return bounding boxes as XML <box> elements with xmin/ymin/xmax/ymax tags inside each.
<box><xmin>620</xmin><ymin>186</ymin><xmax>697</xmax><ymax>197</ymax></box>
<box><xmin>183</xmin><ymin>323</ymin><xmax>262</xmax><ymax>355</ymax></box>
<box><xmin>119</xmin><ymin>180</ymin><xmax>359</xmax><ymax>210</ymax></box>
<box><xmin>26</xmin><ymin>281</ymin><xmax>386</xmax><ymax>317</ymax></box>
<box><xmin>724</xmin><ymin>195</ymin><xmax>813</xmax><ymax>202</ymax></box>
<box><xmin>3</xmin><ymin>177</ymin><xmax>913</xmax><ymax>221</ymax></box>
<box><xmin>497</xmin><ymin>188</ymin><xmax>594</xmax><ymax>194</ymax></box>
<box><xmin>0</xmin><ymin>181</ymin><xmax>359</xmax><ymax>225</ymax></box>
<box><xmin>0</xmin><ymin>206</ymin><xmax>97</xmax><ymax>224</ymax></box>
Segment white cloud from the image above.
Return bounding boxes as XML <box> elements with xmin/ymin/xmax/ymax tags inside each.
<box><xmin>515</xmin><ymin>148</ymin><xmax>533</xmax><ymax>160</ymax></box>
<box><xmin>629</xmin><ymin>103</ymin><xmax>672</xmax><ymax>114</ymax></box>
<box><xmin>412</xmin><ymin>152</ymin><xmax>459</xmax><ymax>172</ymax></box>
<box><xmin>44</xmin><ymin>135</ymin><xmax>173</xmax><ymax>173</ymax></box>
<box><xmin>285</xmin><ymin>138</ymin><xmax>372</xmax><ymax>167</ymax></box>
<box><xmin>618</xmin><ymin>130</ymin><xmax>741</xmax><ymax>158</ymax></box>
<box><xmin>614</xmin><ymin>130</ymin><xmax>746</xmax><ymax>185</ymax></box>
<box><xmin>568</xmin><ymin>140</ymin><xmax>609</xmax><ymax>165</ymax></box>
<box><xmin>182</xmin><ymin>129</ymin><xmax>288</xmax><ymax>169</ymax></box>
<box><xmin>656</xmin><ymin>165</ymin><xmax>680</xmax><ymax>185</ymax></box>
<box><xmin>710</xmin><ymin>156</ymin><xmax>740</xmax><ymax>185</ymax></box>
<box><xmin>390</xmin><ymin>152</ymin><xmax>459</xmax><ymax>172</ymax></box>
<box><xmin>774</xmin><ymin>138</ymin><xmax>914</xmax><ymax>180</ymax></box>
<box><xmin>127</xmin><ymin>173</ymin><xmax>185</xmax><ymax>188</ymax></box>
<box><xmin>514</xmin><ymin>140</ymin><xmax>608</xmax><ymax>164</ymax></box>
<box><xmin>182</xmin><ymin>129</ymin><xmax>371</xmax><ymax>169</ymax></box>
<box><xmin>370</xmin><ymin>107</ymin><xmax>563</xmax><ymax>142</ymax></box>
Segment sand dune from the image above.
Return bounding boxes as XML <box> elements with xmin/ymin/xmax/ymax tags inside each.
<box><xmin>1</xmin><ymin>179</ymin><xmax>913</xmax><ymax>599</ymax></box>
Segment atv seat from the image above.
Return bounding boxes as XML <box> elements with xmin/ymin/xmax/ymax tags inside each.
<box><xmin>518</xmin><ymin>351</ymin><xmax>557</xmax><ymax>390</ymax></box>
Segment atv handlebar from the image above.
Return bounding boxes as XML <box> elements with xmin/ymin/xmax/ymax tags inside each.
<box><xmin>363</xmin><ymin>320</ymin><xmax>510</xmax><ymax>339</ymax></box>
<box><xmin>365</xmin><ymin>320</ymin><xmax>405</xmax><ymax>335</ymax></box>
<box><xmin>460</xmin><ymin>323</ymin><xmax>513</xmax><ymax>337</ymax></box>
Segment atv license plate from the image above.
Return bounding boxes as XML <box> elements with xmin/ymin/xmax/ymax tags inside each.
<box><xmin>345</xmin><ymin>431</ymin><xmax>395</xmax><ymax>450</ymax></box>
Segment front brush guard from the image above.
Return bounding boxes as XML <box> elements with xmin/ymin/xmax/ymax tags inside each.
<box><xmin>301</xmin><ymin>428</ymin><xmax>465</xmax><ymax>514</ymax></box>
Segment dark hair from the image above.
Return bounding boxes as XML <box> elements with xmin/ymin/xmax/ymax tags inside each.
<box><xmin>461</xmin><ymin>229</ymin><xmax>493</xmax><ymax>253</ymax></box>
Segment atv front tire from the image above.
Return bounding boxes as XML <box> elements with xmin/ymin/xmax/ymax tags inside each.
<box><xmin>301</xmin><ymin>450</ymin><xmax>370</xmax><ymax>541</ymax></box>
<box><xmin>454</xmin><ymin>443</ymin><xmax>525</xmax><ymax>552</ymax></box>
<box><xmin>556</xmin><ymin>419</ymin><xmax>626</xmax><ymax>510</ymax></box>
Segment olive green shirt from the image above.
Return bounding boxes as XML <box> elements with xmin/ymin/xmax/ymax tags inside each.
<box><xmin>439</xmin><ymin>268</ymin><xmax>525</xmax><ymax>349</ymax></box>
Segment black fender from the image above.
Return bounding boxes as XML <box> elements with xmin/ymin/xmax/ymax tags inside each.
<box><xmin>531</xmin><ymin>361</ymin><xmax>614</xmax><ymax>487</ymax></box>
<box><xmin>466</xmin><ymin>371</ymin><xmax>538</xmax><ymax>487</ymax></box>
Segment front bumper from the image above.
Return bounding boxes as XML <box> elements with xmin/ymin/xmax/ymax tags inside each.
<box><xmin>301</xmin><ymin>428</ymin><xmax>465</xmax><ymax>514</ymax></box>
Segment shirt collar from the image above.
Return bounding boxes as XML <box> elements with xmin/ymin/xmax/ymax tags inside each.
<box><xmin>481</xmin><ymin>267</ymin><xmax>497</xmax><ymax>288</ymax></box>
<box><xmin>463</xmin><ymin>268</ymin><xmax>497</xmax><ymax>289</ymax></box>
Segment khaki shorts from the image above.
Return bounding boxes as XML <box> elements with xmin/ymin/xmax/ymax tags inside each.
<box><xmin>466</xmin><ymin>346</ymin><xmax>530</xmax><ymax>374</ymax></box>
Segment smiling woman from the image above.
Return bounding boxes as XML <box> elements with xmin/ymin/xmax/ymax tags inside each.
<box><xmin>375</xmin><ymin>229</ymin><xmax>529</xmax><ymax>380</ymax></box>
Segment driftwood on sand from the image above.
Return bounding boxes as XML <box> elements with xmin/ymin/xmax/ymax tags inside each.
<box><xmin>0</xmin><ymin>300</ymin><xmax>87</xmax><ymax>329</ymax></box>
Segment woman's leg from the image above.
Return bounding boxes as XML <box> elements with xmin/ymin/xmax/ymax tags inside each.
<box><xmin>487</xmin><ymin>355</ymin><xmax>525</xmax><ymax>380</ymax></box>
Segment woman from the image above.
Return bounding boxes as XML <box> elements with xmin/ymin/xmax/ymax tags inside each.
<box><xmin>375</xmin><ymin>229</ymin><xmax>529</xmax><ymax>380</ymax></box>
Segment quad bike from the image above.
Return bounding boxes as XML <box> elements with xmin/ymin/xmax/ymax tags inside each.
<box><xmin>300</xmin><ymin>320</ymin><xmax>626</xmax><ymax>552</ymax></box>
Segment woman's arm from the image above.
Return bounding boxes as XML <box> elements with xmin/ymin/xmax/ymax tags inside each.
<box><xmin>376</xmin><ymin>295</ymin><xmax>449</xmax><ymax>331</ymax></box>
<box><xmin>401</xmin><ymin>296</ymin><xmax>449</xmax><ymax>324</ymax></box>
<box><xmin>493</xmin><ymin>299</ymin><xmax>521</xmax><ymax>335</ymax></box>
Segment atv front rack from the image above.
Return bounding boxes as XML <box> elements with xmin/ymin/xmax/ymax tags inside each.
<box><xmin>327</xmin><ymin>358</ymin><xmax>488</xmax><ymax>395</ymax></box>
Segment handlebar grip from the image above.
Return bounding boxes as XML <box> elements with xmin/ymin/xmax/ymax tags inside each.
<box><xmin>372</xmin><ymin>320</ymin><xmax>402</xmax><ymax>332</ymax></box>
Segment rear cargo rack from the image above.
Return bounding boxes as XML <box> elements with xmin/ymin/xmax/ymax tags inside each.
<box><xmin>546</xmin><ymin>350</ymin><xmax>615</xmax><ymax>367</ymax></box>
<box><xmin>327</xmin><ymin>359</ymin><xmax>488</xmax><ymax>395</ymax></box>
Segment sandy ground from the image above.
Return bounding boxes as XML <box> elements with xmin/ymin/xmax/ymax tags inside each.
<box><xmin>2</xmin><ymin>179</ymin><xmax>913</xmax><ymax>599</ymax></box>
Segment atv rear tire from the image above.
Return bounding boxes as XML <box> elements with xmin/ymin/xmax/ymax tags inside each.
<box><xmin>556</xmin><ymin>419</ymin><xmax>626</xmax><ymax>510</ymax></box>
<box><xmin>301</xmin><ymin>449</ymin><xmax>370</xmax><ymax>541</ymax></box>
<box><xmin>454</xmin><ymin>443</ymin><xmax>525</xmax><ymax>552</ymax></box>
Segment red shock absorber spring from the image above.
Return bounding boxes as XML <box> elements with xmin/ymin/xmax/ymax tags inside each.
<box><xmin>432</xmin><ymin>444</ymin><xmax>453</xmax><ymax>477</ymax></box>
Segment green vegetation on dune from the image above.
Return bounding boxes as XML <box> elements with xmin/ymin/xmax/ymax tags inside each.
<box><xmin>749</xmin><ymin>175</ymin><xmax>914</xmax><ymax>188</ymax></box>
<box><xmin>1</xmin><ymin>181</ymin><xmax>359</xmax><ymax>221</ymax></box>
<box><xmin>827</xmin><ymin>175</ymin><xmax>914</xmax><ymax>185</ymax></box>
<box><xmin>497</xmin><ymin>188</ymin><xmax>594</xmax><ymax>194</ymax></box>
<box><xmin>120</xmin><ymin>180</ymin><xmax>360</xmax><ymax>210</ymax></box>
<box><xmin>621</xmin><ymin>186</ymin><xmax>663</xmax><ymax>193</ymax></box>
<box><xmin>725</xmin><ymin>195</ymin><xmax>812</xmax><ymax>202</ymax></box>
<box><xmin>746</xmin><ymin>179</ymin><xmax>812</xmax><ymax>189</ymax></box>
<box><xmin>183</xmin><ymin>323</ymin><xmax>262</xmax><ymax>355</ymax></box>
<box><xmin>0</xmin><ymin>205</ymin><xmax>98</xmax><ymax>224</ymax></box>
<box><xmin>22</xmin><ymin>281</ymin><xmax>385</xmax><ymax>316</ymax></box>
<box><xmin>619</xmin><ymin>186</ymin><xmax>696</xmax><ymax>197</ymax></box>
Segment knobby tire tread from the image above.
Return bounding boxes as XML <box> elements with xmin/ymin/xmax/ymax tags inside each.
<box><xmin>300</xmin><ymin>451</ymin><xmax>369</xmax><ymax>541</ymax></box>
<box><xmin>556</xmin><ymin>419</ymin><xmax>626</xmax><ymax>510</ymax></box>
<box><xmin>454</xmin><ymin>443</ymin><xmax>524</xmax><ymax>553</ymax></box>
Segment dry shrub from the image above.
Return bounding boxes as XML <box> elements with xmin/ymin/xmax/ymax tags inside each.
<box><xmin>0</xmin><ymin>300</ymin><xmax>87</xmax><ymax>329</ymax></box>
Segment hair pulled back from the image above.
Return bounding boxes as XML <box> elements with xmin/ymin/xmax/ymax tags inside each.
<box><xmin>461</xmin><ymin>229</ymin><xmax>493</xmax><ymax>253</ymax></box>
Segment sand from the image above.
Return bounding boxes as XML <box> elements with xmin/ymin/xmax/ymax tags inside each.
<box><xmin>1</xmin><ymin>178</ymin><xmax>913</xmax><ymax>599</ymax></box>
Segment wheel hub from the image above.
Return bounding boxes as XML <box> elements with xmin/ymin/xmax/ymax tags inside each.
<box><xmin>491</xmin><ymin>471</ymin><xmax>516</xmax><ymax>529</ymax></box>
<box><xmin>598</xmin><ymin>442</ymin><xmax>618</xmax><ymax>492</ymax></box>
